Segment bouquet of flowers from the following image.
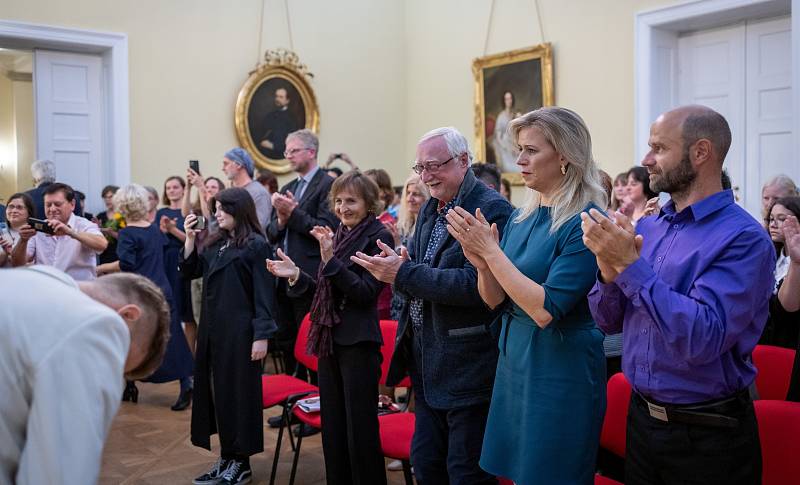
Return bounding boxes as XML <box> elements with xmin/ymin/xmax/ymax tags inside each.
<box><xmin>102</xmin><ymin>212</ymin><xmax>126</xmax><ymax>243</ymax></box>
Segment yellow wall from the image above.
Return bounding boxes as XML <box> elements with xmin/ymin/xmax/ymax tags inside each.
<box><xmin>0</xmin><ymin>73</ymin><xmax>15</xmax><ymax>200</ymax></box>
<box><xmin>12</xmin><ymin>79</ymin><xmax>34</xmax><ymax>190</ymax></box>
<box><xmin>1</xmin><ymin>0</ymin><xmax>677</xmax><ymax>204</ymax></box>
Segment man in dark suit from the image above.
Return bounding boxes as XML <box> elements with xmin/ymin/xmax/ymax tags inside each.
<box><xmin>353</xmin><ymin>127</ymin><xmax>514</xmax><ymax>484</ymax></box>
<box><xmin>25</xmin><ymin>159</ymin><xmax>83</xmax><ymax>218</ymax></box>
<box><xmin>266</xmin><ymin>129</ymin><xmax>337</xmax><ymax>385</ymax></box>
<box><xmin>259</xmin><ymin>88</ymin><xmax>299</xmax><ymax>160</ymax></box>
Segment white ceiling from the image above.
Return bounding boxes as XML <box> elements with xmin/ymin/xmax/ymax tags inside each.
<box><xmin>0</xmin><ymin>48</ymin><xmax>32</xmax><ymax>74</ymax></box>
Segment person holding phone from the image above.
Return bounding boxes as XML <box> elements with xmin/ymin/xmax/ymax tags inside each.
<box><xmin>11</xmin><ymin>183</ymin><xmax>107</xmax><ymax>280</ymax></box>
<box><xmin>180</xmin><ymin>188</ymin><xmax>277</xmax><ymax>485</ymax></box>
<box><xmin>0</xmin><ymin>193</ymin><xmax>35</xmax><ymax>268</ymax></box>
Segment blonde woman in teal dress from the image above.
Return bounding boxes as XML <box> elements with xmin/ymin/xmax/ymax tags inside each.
<box><xmin>446</xmin><ymin>107</ymin><xmax>607</xmax><ymax>484</ymax></box>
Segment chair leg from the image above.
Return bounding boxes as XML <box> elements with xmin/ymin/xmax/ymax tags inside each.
<box><xmin>269</xmin><ymin>407</ymin><xmax>285</xmax><ymax>485</ymax></box>
<box><xmin>401</xmin><ymin>460</ymin><xmax>413</xmax><ymax>485</ymax></box>
<box><xmin>286</xmin><ymin>406</ymin><xmax>297</xmax><ymax>451</ymax></box>
<box><xmin>288</xmin><ymin>430</ymin><xmax>304</xmax><ymax>485</ymax></box>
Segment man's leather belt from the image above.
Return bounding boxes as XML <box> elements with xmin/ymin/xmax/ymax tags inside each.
<box><xmin>634</xmin><ymin>391</ymin><xmax>745</xmax><ymax>428</ymax></box>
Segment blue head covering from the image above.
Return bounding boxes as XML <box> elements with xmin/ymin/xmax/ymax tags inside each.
<box><xmin>225</xmin><ymin>148</ymin><xmax>255</xmax><ymax>178</ymax></box>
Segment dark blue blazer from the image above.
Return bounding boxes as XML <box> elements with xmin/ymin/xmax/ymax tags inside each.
<box><xmin>387</xmin><ymin>169</ymin><xmax>514</xmax><ymax>409</ymax></box>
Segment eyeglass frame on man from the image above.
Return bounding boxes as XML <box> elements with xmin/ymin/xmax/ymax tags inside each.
<box><xmin>284</xmin><ymin>147</ymin><xmax>313</xmax><ymax>158</ymax></box>
<box><xmin>412</xmin><ymin>155</ymin><xmax>458</xmax><ymax>175</ymax></box>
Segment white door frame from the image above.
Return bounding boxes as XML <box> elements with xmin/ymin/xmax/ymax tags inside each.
<box><xmin>634</xmin><ymin>0</ymin><xmax>796</xmax><ymax>161</ymax></box>
<box><xmin>0</xmin><ymin>19</ymin><xmax>130</xmax><ymax>186</ymax></box>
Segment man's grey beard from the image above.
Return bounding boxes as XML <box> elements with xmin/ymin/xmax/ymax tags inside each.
<box><xmin>650</xmin><ymin>150</ymin><xmax>696</xmax><ymax>195</ymax></box>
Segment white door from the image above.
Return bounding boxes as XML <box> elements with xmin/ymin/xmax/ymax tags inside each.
<box><xmin>34</xmin><ymin>49</ymin><xmax>104</xmax><ymax>213</ymax></box>
<box><xmin>677</xmin><ymin>16</ymin><xmax>793</xmax><ymax>217</ymax></box>
<box><xmin>745</xmin><ymin>16</ymin><xmax>793</xmax><ymax>216</ymax></box>
<box><xmin>678</xmin><ymin>23</ymin><xmax>746</xmax><ymax>203</ymax></box>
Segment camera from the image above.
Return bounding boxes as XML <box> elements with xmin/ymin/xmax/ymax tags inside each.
<box><xmin>28</xmin><ymin>217</ymin><xmax>55</xmax><ymax>235</ymax></box>
<box><xmin>194</xmin><ymin>215</ymin><xmax>206</xmax><ymax>231</ymax></box>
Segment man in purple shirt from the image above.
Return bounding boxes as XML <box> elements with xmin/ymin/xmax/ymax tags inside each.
<box><xmin>582</xmin><ymin>105</ymin><xmax>774</xmax><ymax>484</ymax></box>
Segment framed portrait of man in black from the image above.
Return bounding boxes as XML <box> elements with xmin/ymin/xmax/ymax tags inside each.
<box><xmin>473</xmin><ymin>43</ymin><xmax>554</xmax><ymax>185</ymax></box>
<box><xmin>235</xmin><ymin>49</ymin><xmax>319</xmax><ymax>174</ymax></box>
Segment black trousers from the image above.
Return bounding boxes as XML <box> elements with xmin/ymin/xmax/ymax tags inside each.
<box><xmin>317</xmin><ymin>341</ymin><xmax>387</xmax><ymax>485</ymax></box>
<box><xmin>408</xmin><ymin>369</ymin><xmax>497</xmax><ymax>485</ymax></box>
<box><xmin>625</xmin><ymin>392</ymin><xmax>762</xmax><ymax>485</ymax></box>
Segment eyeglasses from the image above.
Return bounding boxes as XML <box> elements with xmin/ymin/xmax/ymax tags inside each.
<box><xmin>767</xmin><ymin>216</ymin><xmax>789</xmax><ymax>226</ymax></box>
<box><xmin>412</xmin><ymin>156</ymin><xmax>455</xmax><ymax>175</ymax></box>
<box><xmin>284</xmin><ymin>148</ymin><xmax>311</xmax><ymax>157</ymax></box>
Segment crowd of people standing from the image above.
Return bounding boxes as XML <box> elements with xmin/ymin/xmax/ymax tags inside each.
<box><xmin>2</xmin><ymin>104</ymin><xmax>800</xmax><ymax>485</ymax></box>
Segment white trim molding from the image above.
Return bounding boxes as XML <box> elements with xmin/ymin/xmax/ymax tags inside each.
<box><xmin>633</xmin><ymin>0</ymin><xmax>793</xmax><ymax>160</ymax></box>
<box><xmin>0</xmin><ymin>19</ymin><xmax>130</xmax><ymax>186</ymax></box>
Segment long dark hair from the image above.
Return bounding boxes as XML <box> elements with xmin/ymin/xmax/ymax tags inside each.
<box><xmin>627</xmin><ymin>166</ymin><xmax>658</xmax><ymax>200</ymax></box>
<box><xmin>208</xmin><ymin>188</ymin><xmax>263</xmax><ymax>248</ymax></box>
<box><xmin>767</xmin><ymin>196</ymin><xmax>800</xmax><ymax>256</ymax></box>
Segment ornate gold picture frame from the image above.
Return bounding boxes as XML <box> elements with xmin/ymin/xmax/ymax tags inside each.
<box><xmin>235</xmin><ymin>49</ymin><xmax>320</xmax><ymax>174</ymax></box>
<box><xmin>473</xmin><ymin>43</ymin><xmax>554</xmax><ymax>185</ymax></box>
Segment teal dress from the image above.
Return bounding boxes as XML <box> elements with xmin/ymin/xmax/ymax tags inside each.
<box><xmin>480</xmin><ymin>206</ymin><xmax>606</xmax><ymax>485</ymax></box>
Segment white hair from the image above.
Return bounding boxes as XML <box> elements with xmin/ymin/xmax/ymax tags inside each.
<box><xmin>763</xmin><ymin>174</ymin><xmax>798</xmax><ymax>196</ymax></box>
<box><xmin>419</xmin><ymin>127</ymin><xmax>473</xmax><ymax>165</ymax></box>
<box><xmin>113</xmin><ymin>184</ymin><xmax>150</xmax><ymax>222</ymax></box>
<box><xmin>31</xmin><ymin>160</ymin><xmax>56</xmax><ymax>184</ymax></box>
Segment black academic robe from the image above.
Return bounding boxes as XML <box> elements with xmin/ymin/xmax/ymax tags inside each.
<box><xmin>179</xmin><ymin>233</ymin><xmax>277</xmax><ymax>456</ymax></box>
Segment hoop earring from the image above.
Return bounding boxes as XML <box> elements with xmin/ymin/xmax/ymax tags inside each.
<box><xmin>560</xmin><ymin>165</ymin><xmax>567</xmax><ymax>175</ymax></box>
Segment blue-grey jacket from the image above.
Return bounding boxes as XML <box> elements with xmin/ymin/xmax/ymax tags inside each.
<box><xmin>386</xmin><ymin>169</ymin><xmax>514</xmax><ymax>409</ymax></box>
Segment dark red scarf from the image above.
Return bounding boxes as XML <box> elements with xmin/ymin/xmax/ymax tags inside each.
<box><xmin>306</xmin><ymin>216</ymin><xmax>384</xmax><ymax>357</ymax></box>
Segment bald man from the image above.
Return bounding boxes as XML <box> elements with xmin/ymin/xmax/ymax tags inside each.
<box><xmin>0</xmin><ymin>266</ymin><xmax>169</xmax><ymax>485</ymax></box>
<box><xmin>583</xmin><ymin>105</ymin><xmax>774</xmax><ymax>484</ymax></box>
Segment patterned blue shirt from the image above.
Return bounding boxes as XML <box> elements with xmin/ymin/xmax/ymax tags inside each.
<box><xmin>409</xmin><ymin>198</ymin><xmax>457</xmax><ymax>331</ymax></box>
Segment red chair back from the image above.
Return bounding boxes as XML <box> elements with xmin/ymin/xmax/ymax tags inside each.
<box><xmin>753</xmin><ymin>345</ymin><xmax>796</xmax><ymax>400</ymax></box>
<box><xmin>755</xmin><ymin>400</ymin><xmax>800</xmax><ymax>485</ymax></box>
<box><xmin>295</xmin><ymin>313</ymin><xmax>318</xmax><ymax>372</ymax></box>
<box><xmin>378</xmin><ymin>320</ymin><xmax>412</xmax><ymax>387</ymax></box>
<box><xmin>599</xmin><ymin>372</ymin><xmax>631</xmax><ymax>458</ymax></box>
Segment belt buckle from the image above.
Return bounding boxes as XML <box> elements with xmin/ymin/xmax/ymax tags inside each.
<box><xmin>646</xmin><ymin>401</ymin><xmax>669</xmax><ymax>422</ymax></box>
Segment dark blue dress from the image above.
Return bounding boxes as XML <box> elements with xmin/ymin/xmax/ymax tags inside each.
<box><xmin>156</xmin><ymin>207</ymin><xmax>195</xmax><ymax>323</ymax></box>
<box><xmin>480</xmin><ymin>206</ymin><xmax>606</xmax><ymax>485</ymax></box>
<box><xmin>117</xmin><ymin>223</ymin><xmax>193</xmax><ymax>382</ymax></box>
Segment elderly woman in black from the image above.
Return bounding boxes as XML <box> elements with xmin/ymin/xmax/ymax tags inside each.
<box><xmin>180</xmin><ymin>188</ymin><xmax>277</xmax><ymax>485</ymax></box>
<box><xmin>267</xmin><ymin>170</ymin><xmax>391</xmax><ymax>485</ymax></box>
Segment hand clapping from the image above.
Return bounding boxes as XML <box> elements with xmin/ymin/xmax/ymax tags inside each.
<box><xmin>445</xmin><ymin>207</ymin><xmax>499</xmax><ymax>270</ymax></box>
<box><xmin>580</xmin><ymin>208</ymin><xmax>642</xmax><ymax>282</ymax></box>
<box><xmin>782</xmin><ymin>215</ymin><xmax>800</xmax><ymax>264</ymax></box>
<box><xmin>266</xmin><ymin>248</ymin><xmax>300</xmax><ymax>279</ymax></box>
<box><xmin>350</xmin><ymin>239</ymin><xmax>408</xmax><ymax>284</ymax></box>
<box><xmin>310</xmin><ymin>225</ymin><xmax>334</xmax><ymax>263</ymax></box>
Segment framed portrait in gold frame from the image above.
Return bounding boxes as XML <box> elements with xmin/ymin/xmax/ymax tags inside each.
<box><xmin>235</xmin><ymin>49</ymin><xmax>319</xmax><ymax>174</ymax></box>
<box><xmin>473</xmin><ymin>43</ymin><xmax>554</xmax><ymax>185</ymax></box>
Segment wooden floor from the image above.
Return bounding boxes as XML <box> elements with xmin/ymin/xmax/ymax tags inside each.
<box><xmin>99</xmin><ymin>381</ymin><xmax>410</xmax><ymax>485</ymax></box>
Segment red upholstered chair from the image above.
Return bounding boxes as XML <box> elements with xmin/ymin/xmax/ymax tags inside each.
<box><xmin>594</xmin><ymin>474</ymin><xmax>625</xmax><ymax>485</ymax></box>
<box><xmin>753</xmin><ymin>345</ymin><xmax>796</xmax><ymax>400</ymax></box>
<box><xmin>600</xmin><ymin>372</ymin><xmax>632</xmax><ymax>459</ymax></box>
<box><xmin>263</xmin><ymin>314</ymin><xmax>318</xmax><ymax>485</ymax></box>
<box><xmin>755</xmin><ymin>400</ymin><xmax>800</xmax><ymax>485</ymax></box>
<box><xmin>379</xmin><ymin>410</ymin><xmax>416</xmax><ymax>484</ymax></box>
<box><xmin>287</xmin><ymin>320</ymin><xmax>408</xmax><ymax>485</ymax></box>
<box><xmin>375</xmin><ymin>320</ymin><xmax>417</xmax><ymax>484</ymax></box>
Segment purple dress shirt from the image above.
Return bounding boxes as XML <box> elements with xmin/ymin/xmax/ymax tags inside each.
<box><xmin>588</xmin><ymin>190</ymin><xmax>775</xmax><ymax>404</ymax></box>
